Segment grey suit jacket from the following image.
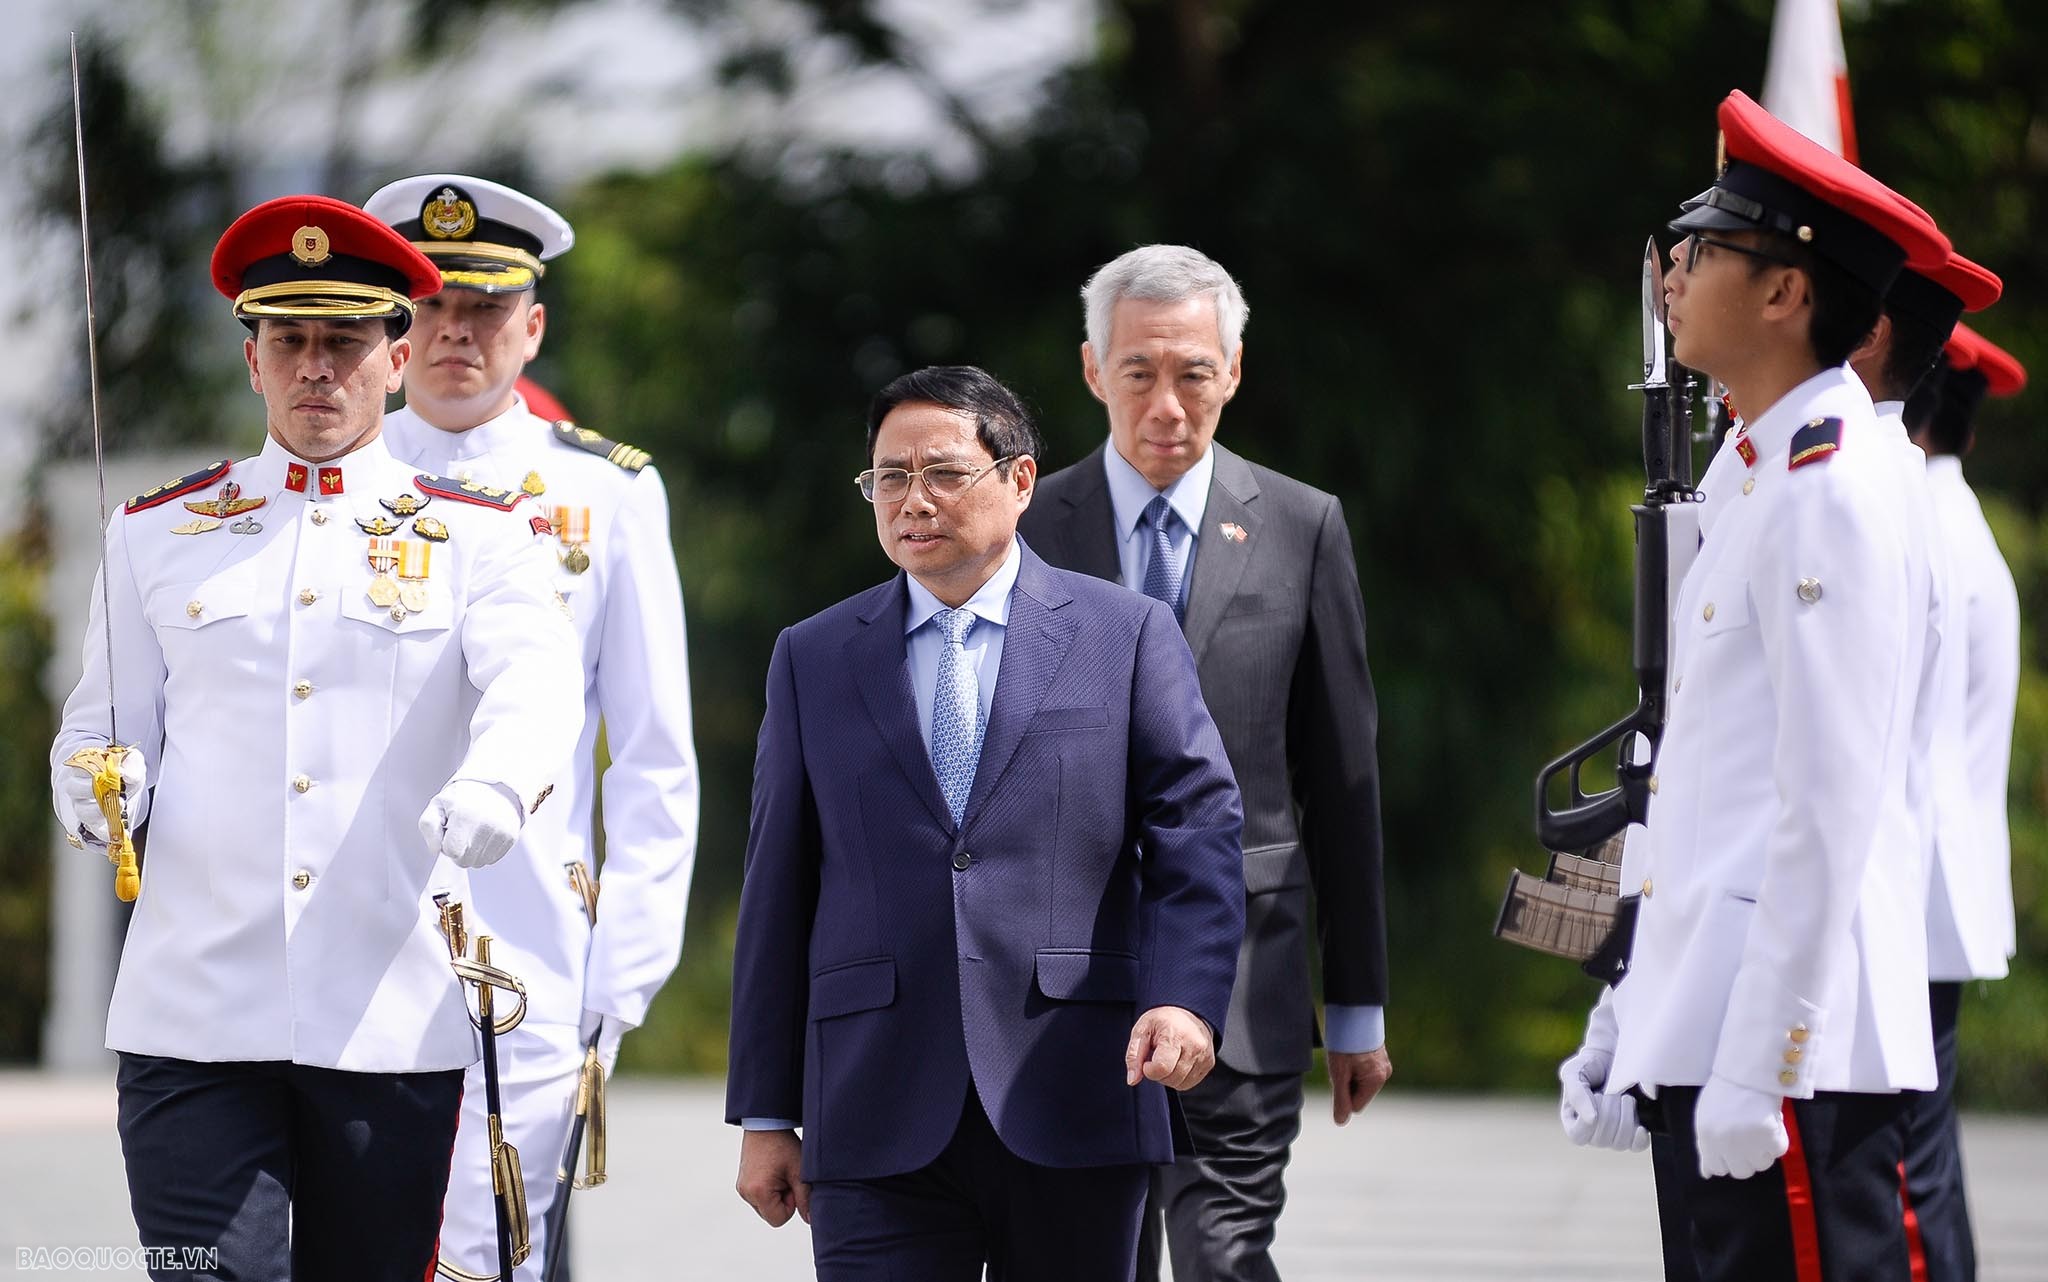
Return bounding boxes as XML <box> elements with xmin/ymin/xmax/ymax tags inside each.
<box><xmin>1020</xmin><ymin>441</ymin><xmax>1388</xmax><ymax>1074</ymax></box>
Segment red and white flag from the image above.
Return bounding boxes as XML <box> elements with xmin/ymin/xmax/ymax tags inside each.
<box><xmin>1761</xmin><ymin>0</ymin><xmax>1858</xmax><ymax>161</ymax></box>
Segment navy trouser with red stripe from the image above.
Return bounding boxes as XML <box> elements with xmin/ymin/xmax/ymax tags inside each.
<box><xmin>1900</xmin><ymin>981</ymin><xmax>1976</xmax><ymax>1281</ymax></box>
<box><xmin>115</xmin><ymin>1053</ymin><xmax>464</xmax><ymax>1282</ymax></box>
<box><xmin>1646</xmin><ymin>1083</ymin><xmax>1917</xmax><ymax>1282</ymax></box>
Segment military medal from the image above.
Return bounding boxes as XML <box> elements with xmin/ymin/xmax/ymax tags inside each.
<box><xmin>366</xmin><ymin>537</ymin><xmax>401</xmax><ymax>607</ymax></box>
<box><xmin>381</xmin><ymin>492</ymin><xmax>430</xmax><ymax>517</ymax></box>
<box><xmin>184</xmin><ymin>481</ymin><xmax>266</xmax><ymax>519</ymax></box>
<box><xmin>522</xmin><ymin>470</ymin><xmax>546</xmax><ymax>497</ymax></box>
<box><xmin>412</xmin><ymin>516</ymin><xmax>450</xmax><ymax>542</ymax></box>
<box><xmin>356</xmin><ymin>515</ymin><xmax>400</xmax><ymax>536</ymax></box>
<box><xmin>229</xmin><ymin>515</ymin><xmax>263</xmax><ymax>535</ymax></box>
<box><xmin>396</xmin><ymin>540</ymin><xmax>432</xmax><ymax>613</ymax></box>
<box><xmin>170</xmin><ymin>517</ymin><xmax>222</xmax><ymax>536</ymax></box>
<box><xmin>552</xmin><ymin>505</ymin><xmax>592</xmax><ymax>575</ymax></box>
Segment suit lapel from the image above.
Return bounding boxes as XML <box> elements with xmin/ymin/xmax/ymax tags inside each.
<box><xmin>847</xmin><ymin>576</ymin><xmax>955</xmax><ymax>831</ymax></box>
<box><xmin>1181</xmin><ymin>443</ymin><xmax>1261</xmax><ymax>662</ymax></box>
<box><xmin>1052</xmin><ymin>444</ymin><xmax>1124</xmax><ymax>584</ymax></box>
<box><xmin>962</xmin><ymin>548</ymin><xmax>1077</xmax><ymax>832</ymax></box>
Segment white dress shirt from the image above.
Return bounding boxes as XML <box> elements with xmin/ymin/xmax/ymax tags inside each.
<box><xmin>384</xmin><ymin>398</ymin><xmax>701</xmax><ymax>1031</ymax></box>
<box><xmin>54</xmin><ymin>432</ymin><xmax>583</xmax><ymax>1072</ymax></box>
<box><xmin>903</xmin><ymin>538</ymin><xmax>1020</xmax><ymax>750</ymax></box>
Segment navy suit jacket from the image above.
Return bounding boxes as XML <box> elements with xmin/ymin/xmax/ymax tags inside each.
<box><xmin>726</xmin><ymin>540</ymin><xmax>1245</xmax><ymax>1183</ymax></box>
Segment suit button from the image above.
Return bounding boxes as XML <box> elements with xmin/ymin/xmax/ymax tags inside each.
<box><xmin>186</xmin><ymin>600</ymin><xmax>203</xmax><ymax>618</ymax></box>
<box><xmin>952</xmin><ymin>851</ymin><xmax>972</xmax><ymax>872</ymax></box>
<box><xmin>1702</xmin><ymin>602</ymin><xmax>1716</xmax><ymax>622</ymax></box>
<box><xmin>291</xmin><ymin>870</ymin><xmax>311</xmax><ymax>890</ymax></box>
<box><xmin>298</xmin><ymin>589</ymin><xmax>318</xmax><ymax>606</ymax></box>
<box><xmin>293</xmin><ymin>680</ymin><xmax>313</xmax><ymax>700</ymax></box>
<box><xmin>1788</xmin><ymin>1023</ymin><xmax>1810</xmax><ymax>1044</ymax></box>
<box><xmin>1783</xmin><ymin>1047</ymin><xmax>1803</xmax><ymax>1065</ymax></box>
<box><xmin>292</xmin><ymin>774</ymin><xmax>312</xmax><ymax>794</ymax></box>
<box><xmin>1641</xmin><ymin>878</ymin><xmax>1654</xmax><ymax>898</ymax></box>
<box><xmin>1778</xmin><ymin>1069</ymin><xmax>1799</xmax><ymax>1087</ymax></box>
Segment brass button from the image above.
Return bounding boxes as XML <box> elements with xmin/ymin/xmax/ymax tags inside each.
<box><xmin>298</xmin><ymin>589</ymin><xmax>318</xmax><ymax>606</ymax></box>
<box><xmin>293</xmin><ymin>680</ymin><xmax>313</xmax><ymax>700</ymax></box>
<box><xmin>1743</xmin><ymin>477</ymin><xmax>1756</xmax><ymax>495</ymax></box>
<box><xmin>1789</xmin><ymin>1024</ymin><xmax>1810</xmax><ymax>1044</ymax></box>
<box><xmin>1783</xmin><ymin>1047</ymin><xmax>1803</xmax><ymax>1064</ymax></box>
<box><xmin>1641</xmin><ymin>878</ymin><xmax>1654</xmax><ymax>898</ymax></box>
<box><xmin>1703</xmin><ymin>602</ymin><xmax>1716</xmax><ymax>622</ymax></box>
<box><xmin>292</xmin><ymin>774</ymin><xmax>312</xmax><ymax>794</ymax></box>
<box><xmin>310</xmin><ymin>508</ymin><xmax>329</xmax><ymax>526</ymax></box>
<box><xmin>1778</xmin><ymin>1069</ymin><xmax>1799</xmax><ymax>1087</ymax></box>
<box><xmin>186</xmin><ymin>600</ymin><xmax>203</xmax><ymax>618</ymax></box>
<box><xmin>389</xmin><ymin>606</ymin><xmax>407</xmax><ymax>622</ymax></box>
<box><xmin>291</xmin><ymin>870</ymin><xmax>311</xmax><ymax>890</ymax></box>
<box><xmin>1647</xmin><ymin>774</ymin><xmax>1659</xmax><ymax>795</ymax></box>
<box><xmin>1797</xmin><ymin>577</ymin><xmax>1823</xmax><ymax>604</ymax></box>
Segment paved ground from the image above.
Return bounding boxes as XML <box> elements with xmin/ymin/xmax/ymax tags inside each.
<box><xmin>3</xmin><ymin>1073</ymin><xmax>2044</xmax><ymax>1280</ymax></box>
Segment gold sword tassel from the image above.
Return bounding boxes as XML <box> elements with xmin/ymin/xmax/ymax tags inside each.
<box><xmin>66</xmin><ymin>745</ymin><xmax>139</xmax><ymax>902</ymax></box>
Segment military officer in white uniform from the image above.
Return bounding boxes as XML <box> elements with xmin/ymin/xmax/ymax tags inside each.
<box><xmin>1891</xmin><ymin>322</ymin><xmax>2027</xmax><ymax>1281</ymax></box>
<box><xmin>1563</xmin><ymin>92</ymin><xmax>1956</xmax><ymax>1282</ymax></box>
<box><xmin>363</xmin><ymin>173</ymin><xmax>700</xmax><ymax>1281</ymax></box>
<box><xmin>50</xmin><ymin>195</ymin><xmax>584</xmax><ymax>1282</ymax></box>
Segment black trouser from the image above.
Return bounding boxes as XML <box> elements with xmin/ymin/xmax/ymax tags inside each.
<box><xmin>807</xmin><ymin>1087</ymin><xmax>1148</xmax><ymax>1281</ymax></box>
<box><xmin>1135</xmin><ymin>1059</ymin><xmax>1303</xmax><ymax>1282</ymax></box>
<box><xmin>1901</xmin><ymin>981</ymin><xmax>1976</xmax><ymax>1281</ymax></box>
<box><xmin>115</xmin><ymin>1053</ymin><xmax>464</xmax><ymax>1282</ymax></box>
<box><xmin>1644</xmin><ymin>1083</ymin><xmax>1915</xmax><ymax>1282</ymax></box>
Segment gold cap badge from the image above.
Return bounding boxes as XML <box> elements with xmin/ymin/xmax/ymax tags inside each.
<box><xmin>423</xmin><ymin>186</ymin><xmax>478</xmax><ymax>240</ymax></box>
<box><xmin>290</xmin><ymin>225</ymin><xmax>331</xmax><ymax>266</ymax></box>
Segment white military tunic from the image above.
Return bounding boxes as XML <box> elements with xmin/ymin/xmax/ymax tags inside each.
<box><xmin>1610</xmin><ymin>365</ymin><xmax>1939</xmax><ymax>1099</ymax></box>
<box><xmin>1919</xmin><ymin>452</ymin><xmax>2020</xmax><ymax>980</ymax></box>
<box><xmin>53</xmin><ymin>433</ymin><xmax>583</xmax><ymax>1073</ymax></box>
<box><xmin>384</xmin><ymin>398</ymin><xmax>699</xmax><ymax>1031</ymax></box>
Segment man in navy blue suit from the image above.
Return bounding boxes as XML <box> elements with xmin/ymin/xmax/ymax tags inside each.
<box><xmin>727</xmin><ymin>365</ymin><xmax>1246</xmax><ymax>1280</ymax></box>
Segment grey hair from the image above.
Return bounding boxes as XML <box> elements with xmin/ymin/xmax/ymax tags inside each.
<box><xmin>1081</xmin><ymin>244</ymin><xmax>1249</xmax><ymax>358</ymax></box>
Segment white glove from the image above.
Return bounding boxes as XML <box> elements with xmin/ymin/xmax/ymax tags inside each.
<box><xmin>1695</xmin><ymin>1074</ymin><xmax>1789</xmax><ymax>1179</ymax></box>
<box><xmin>1556</xmin><ymin>1046</ymin><xmax>1645</xmax><ymax>1150</ymax></box>
<box><xmin>52</xmin><ymin>750</ymin><xmax>147</xmax><ymax>845</ymax></box>
<box><xmin>579</xmin><ymin>1009</ymin><xmax>636</xmax><ymax>1076</ymax></box>
<box><xmin>418</xmin><ymin>780</ymin><xmax>524</xmax><ymax>869</ymax></box>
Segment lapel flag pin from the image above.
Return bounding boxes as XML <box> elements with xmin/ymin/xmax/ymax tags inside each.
<box><xmin>1219</xmin><ymin>522</ymin><xmax>1248</xmax><ymax>543</ymax></box>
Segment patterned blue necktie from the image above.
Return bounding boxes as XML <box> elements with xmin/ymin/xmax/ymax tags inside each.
<box><xmin>930</xmin><ymin>607</ymin><xmax>983</xmax><ymax>827</ymax></box>
<box><xmin>1141</xmin><ymin>495</ymin><xmax>1186</xmax><ymax>625</ymax></box>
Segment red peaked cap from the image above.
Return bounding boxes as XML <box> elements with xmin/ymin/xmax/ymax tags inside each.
<box><xmin>211</xmin><ymin>195</ymin><xmax>441</xmax><ymax>328</ymax></box>
<box><xmin>1888</xmin><ymin>250</ymin><xmax>2002</xmax><ymax>335</ymax></box>
<box><xmin>1671</xmin><ymin>91</ymin><xmax>1950</xmax><ymax>293</ymax></box>
<box><xmin>1947</xmin><ymin>323</ymin><xmax>2027</xmax><ymax>398</ymax></box>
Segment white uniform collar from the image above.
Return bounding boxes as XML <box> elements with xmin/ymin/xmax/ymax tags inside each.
<box><xmin>253</xmin><ymin>430</ymin><xmax>397</xmax><ymax>501</ymax></box>
<box><xmin>904</xmin><ymin>538</ymin><xmax>1021</xmax><ymax>636</ymax></box>
<box><xmin>1103</xmin><ymin>440</ymin><xmax>1214</xmax><ymax>541</ymax></box>
<box><xmin>386</xmin><ymin>394</ymin><xmax>538</xmax><ymax>468</ymax></box>
<box><xmin>1737</xmin><ymin>365</ymin><xmax>1876</xmax><ymax>466</ymax></box>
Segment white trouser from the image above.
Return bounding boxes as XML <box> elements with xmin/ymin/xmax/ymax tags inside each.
<box><xmin>439</xmin><ymin>1021</ymin><xmax>586</xmax><ymax>1281</ymax></box>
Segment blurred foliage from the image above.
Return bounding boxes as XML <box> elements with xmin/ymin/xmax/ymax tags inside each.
<box><xmin>6</xmin><ymin>0</ymin><xmax>2047</xmax><ymax>1109</ymax></box>
<box><xmin>0</xmin><ymin>513</ymin><xmax>56</xmax><ymax>1061</ymax></box>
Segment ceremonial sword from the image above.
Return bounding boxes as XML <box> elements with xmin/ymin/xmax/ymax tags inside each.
<box><xmin>541</xmin><ymin>861</ymin><xmax>607</xmax><ymax>1282</ymax></box>
<box><xmin>62</xmin><ymin>31</ymin><xmax>140</xmax><ymax>903</ymax></box>
<box><xmin>436</xmin><ymin>896</ymin><xmax>533</xmax><ymax>1282</ymax></box>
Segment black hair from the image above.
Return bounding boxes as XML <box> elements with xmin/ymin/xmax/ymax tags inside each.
<box><xmin>866</xmin><ymin>365</ymin><xmax>1043</xmax><ymax>467</ymax></box>
<box><xmin>1752</xmin><ymin>233</ymin><xmax>1882</xmax><ymax>370</ymax></box>
<box><xmin>1915</xmin><ymin>364</ymin><xmax>1987</xmax><ymax>459</ymax></box>
<box><xmin>1874</xmin><ymin>303</ymin><xmax>1951</xmax><ymax>403</ymax></box>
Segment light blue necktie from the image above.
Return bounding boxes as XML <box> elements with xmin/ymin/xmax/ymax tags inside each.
<box><xmin>930</xmin><ymin>607</ymin><xmax>984</xmax><ymax>827</ymax></box>
<box><xmin>1141</xmin><ymin>495</ymin><xmax>1186</xmax><ymax>625</ymax></box>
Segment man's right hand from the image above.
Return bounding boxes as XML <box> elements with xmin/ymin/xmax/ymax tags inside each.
<box><xmin>736</xmin><ymin>1128</ymin><xmax>810</xmax><ymax>1227</ymax></box>
<box><xmin>1557</xmin><ymin>1045</ymin><xmax>1646</xmax><ymax>1151</ymax></box>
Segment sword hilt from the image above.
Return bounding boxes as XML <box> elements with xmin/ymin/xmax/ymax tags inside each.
<box><xmin>67</xmin><ymin>745</ymin><xmax>140</xmax><ymax>902</ymax></box>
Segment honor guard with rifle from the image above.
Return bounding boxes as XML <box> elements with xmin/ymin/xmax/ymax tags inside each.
<box><xmin>362</xmin><ymin>173</ymin><xmax>700</xmax><ymax>1282</ymax></box>
<box><xmin>1546</xmin><ymin>91</ymin><xmax>1954</xmax><ymax>1281</ymax></box>
<box><xmin>50</xmin><ymin>193</ymin><xmax>584</xmax><ymax>1281</ymax></box>
<box><xmin>1893</xmin><ymin>322</ymin><xmax>2027</xmax><ymax>1281</ymax></box>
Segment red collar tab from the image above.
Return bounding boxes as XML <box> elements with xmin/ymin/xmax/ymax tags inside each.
<box><xmin>1735</xmin><ymin>431</ymin><xmax>1758</xmax><ymax>468</ymax></box>
<box><xmin>284</xmin><ymin>463</ymin><xmax>309</xmax><ymax>493</ymax></box>
<box><xmin>317</xmin><ymin>466</ymin><xmax>345</xmax><ymax>496</ymax></box>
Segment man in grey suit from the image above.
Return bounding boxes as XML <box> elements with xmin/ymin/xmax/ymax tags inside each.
<box><xmin>1018</xmin><ymin>244</ymin><xmax>1391</xmax><ymax>1281</ymax></box>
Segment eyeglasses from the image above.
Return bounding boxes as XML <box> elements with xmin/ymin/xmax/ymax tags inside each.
<box><xmin>1680</xmin><ymin>232</ymin><xmax>1796</xmax><ymax>274</ymax></box>
<box><xmin>855</xmin><ymin>457</ymin><xmax>1013</xmax><ymax>504</ymax></box>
